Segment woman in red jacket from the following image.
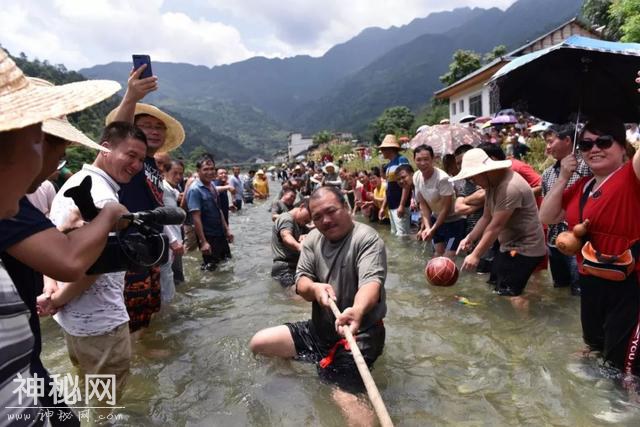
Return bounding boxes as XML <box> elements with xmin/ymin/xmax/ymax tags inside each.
<box><xmin>540</xmin><ymin>115</ymin><xmax>640</xmax><ymax>378</ymax></box>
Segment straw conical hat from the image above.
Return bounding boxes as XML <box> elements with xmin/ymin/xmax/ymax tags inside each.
<box><xmin>106</xmin><ymin>103</ymin><xmax>185</xmax><ymax>153</ymax></box>
<box><xmin>378</xmin><ymin>134</ymin><xmax>400</xmax><ymax>149</ymax></box>
<box><xmin>28</xmin><ymin>78</ymin><xmax>109</xmax><ymax>152</ymax></box>
<box><xmin>449</xmin><ymin>148</ymin><xmax>511</xmax><ymax>182</ymax></box>
<box><xmin>0</xmin><ymin>48</ymin><xmax>121</xmax><ymax>132</ymax></box>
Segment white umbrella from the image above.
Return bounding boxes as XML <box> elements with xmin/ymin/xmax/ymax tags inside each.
<box><xmin>416</xmin><ymin>124</ymin><xmax>430</xmax><ymax>133</ymax></box>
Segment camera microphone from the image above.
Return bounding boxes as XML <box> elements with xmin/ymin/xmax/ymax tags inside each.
<box><xmin>123</xmin><ymin>207</ymin><xmax>186</xmax><ymax>225</ymax></box>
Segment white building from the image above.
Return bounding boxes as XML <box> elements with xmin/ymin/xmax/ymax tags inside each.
<box><xmin>288</xmin><ymin>133</ymin><xmax>314</xmax><ymax>161</ymax></box>
<box><xmin>434</xmin><ymin>18</ymin><xmax>600</xmax><ymax>123</ymax></box>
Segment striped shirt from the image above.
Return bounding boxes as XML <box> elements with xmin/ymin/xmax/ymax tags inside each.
<box><xmin>0</xmin><ymin>261</ymin><xmax>42</xmax><ymax>425</ymax></box>
<box><xmin>541</xmin><ymin>158</ymin><xmax>592</xmax><ymax>245</ymax></box>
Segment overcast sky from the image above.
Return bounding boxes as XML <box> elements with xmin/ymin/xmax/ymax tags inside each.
<box><xmin>0</xmin><ymin>0</ymin><xmax>516</xmax><ymax>70</ymax></box>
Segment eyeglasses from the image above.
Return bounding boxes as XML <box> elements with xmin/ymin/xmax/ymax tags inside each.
<box><xmin>577</xmin><ymin>135</ymin><xmax>614</xmax><ymax>152</ymax></box>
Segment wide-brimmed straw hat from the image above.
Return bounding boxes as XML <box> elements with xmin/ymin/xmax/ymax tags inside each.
<box><xmin>449</xmin><ymin>148</ymin><xmax>512</xmax><ymax>182</ymax></box>
<box><xmin>256</xmin><ymin>169</ymin><xmax>265</xmax><ymax>176</ymax></box>
<box><xmin>106</xmin><ymin>103</ymin><xmax>185</xmax><ymax>153</ymax></box>
<box><xmin>0</xmin><ymin>48</ymin><xmax>121</xmax><ymax>132</ymax></box>
<box><xmin>28</xmin><ymin>78</ymin><xmax>109</xmax><ymax>152</ymax></box>
<box><xmin>378</xmin><ymin>134</ymin><xmax>401</xmax><ymax>149</ymax></box>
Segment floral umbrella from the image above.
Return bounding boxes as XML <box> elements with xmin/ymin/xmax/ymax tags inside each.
<box><xmin>409</xmin><ymin>124</ymin><xmax>482</xmax><ymax>156</ymax></box>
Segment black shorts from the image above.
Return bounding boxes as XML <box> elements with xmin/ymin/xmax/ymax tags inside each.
<box><xmin>580</xmin><ymin>273</ymin><xmax>640</xmax><ymax>374</ymax></box>
<box><xmin>432</xmin><ymin>218</ymin><xmax>466</xmax><ymax>251</ymax></box>
<box><xmin>491</xmin><ymin>250</ymin><xmax>544</xmax><ymax>296</ymax></box>
<box><xmin>201</xmin><ymin>235</ymin><xmax>232</xmax><ymax>270</ymax></box>
<box><xmin>286</xmin><ymin>319</ymin><xmax>385</xmax><ymax>394</ymax></box>
<box><xmin>271</xmin><ymin>261</ymin><xmax>296</xmax><ymax>287</ymax></box>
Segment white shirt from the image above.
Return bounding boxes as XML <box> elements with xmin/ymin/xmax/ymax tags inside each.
<box><xmin>26</xmin><ymin>179</ymin><xmax>56</xmax><ymax>216</ymax></box>
<box><xmin>229</xmin><ymin>174</ymin><xmax>244</xmax><ymax>201</ymax></box>
<box><xmin>413</xmin><ymin>167</ymin><xmax>459</xmax><ymax>222</ymax></box>
<box><xmin>162</xmin><ymin>179</ymin><xmax>182</xmax><ymax>245</ymax></box>
<box><xmin>50</xmin><ymin>164</ymin><xmax>129</xmax><ymax>336</ymax></box>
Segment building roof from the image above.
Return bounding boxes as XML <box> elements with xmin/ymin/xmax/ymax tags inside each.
<box><xmin>503</xmin><ymin>17</ymin><xmax>600</xmax><ymax>58</ymax></box>
<box><xmin>434</xmin><ymin>17</ymin><xmax>599</xmax><ymax>100</ymax></box>
<box><xmin>434</xmin><ymin>58</ymin><xmax>508</xmax><ymax>99</ymax></box>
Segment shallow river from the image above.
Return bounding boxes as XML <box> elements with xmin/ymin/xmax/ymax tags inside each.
<box><xmin>41</xmin><ymin>184</ymin><xmax>640</xmax><ymax>426</ymax></box>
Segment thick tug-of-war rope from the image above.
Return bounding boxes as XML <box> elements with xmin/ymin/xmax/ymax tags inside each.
<box><xmin>327</xmin><ymin>298</ymin><xmax>394</xmax><ymax>427</ymax></box>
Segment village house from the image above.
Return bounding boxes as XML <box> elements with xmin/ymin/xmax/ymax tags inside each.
<box><xmin>434</xmin><ymin>18</ymin><xmax>601</xmax><ymax>123</ymax></box>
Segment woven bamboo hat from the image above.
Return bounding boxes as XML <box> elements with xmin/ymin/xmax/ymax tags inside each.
<box><xmin>28</xmin><ymin>78</ymin><xmax>109</xmax><ymax>152</ymax></box>
<box><xmin>106</xmin><ymin>103</ymin><xmax>185</xmax><ymax>153</ymax></box>
<box><xmin>449</xmin><ymin>148</ymin><xmax>512</xmax><ymax>182</ymax></box>
<box><xmin>0</xmin><ymin>48</ymin><xmax>120</xmax><ymax>132</ymax></box>
<box><xmin>378</xmin><ymin>134</ymin><xmax>401</xmax><ymax>149</ymax></box>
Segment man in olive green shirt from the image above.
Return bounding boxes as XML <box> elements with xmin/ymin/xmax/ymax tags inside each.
<box><xmin>250</xmin><ymin>186</ymin><xmax>387</xmax><ymax>426</ymax></box>
<box><xmin>271</xmin><ymin>202</ymin><xmax>310</xmax><ymax>287</ymax></box>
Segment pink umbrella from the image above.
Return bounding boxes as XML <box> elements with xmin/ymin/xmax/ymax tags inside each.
<box><xmin>409</xmin><ymin>124</ymin><xmax>482</xmax><ymax>156</ymax></box>
<box><xmin>490</xmin><ymin>114</ymin><xmax>518</xmax><ymax>125</ymax></box>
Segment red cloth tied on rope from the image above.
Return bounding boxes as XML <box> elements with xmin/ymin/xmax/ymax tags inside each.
<box><xmin>319</xmin><ymin>338</ymin><xmax>351</xmax><ymax>369</ymax></box>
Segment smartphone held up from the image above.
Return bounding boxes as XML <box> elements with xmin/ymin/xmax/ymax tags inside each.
<box><xmin>132</xmin><ymin>54</ymin><xmax>153</xmax><ymax>79</ymax></box>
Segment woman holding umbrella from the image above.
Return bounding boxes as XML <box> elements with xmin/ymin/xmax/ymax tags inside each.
<box><xmin>539</xmin><ymin>115</ymin><xmax>640</xmax><ymax>378</ymax></box>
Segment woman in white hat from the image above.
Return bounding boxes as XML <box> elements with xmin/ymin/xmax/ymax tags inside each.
<box><xmin>451</xmin><ymin>148</ymin><xmax>546</xmax><ymax>297</ymax></box>
<box><xmin>378</xmin><ymin>134</ymin><xmax>411</xmax><ymax>236</ymax></box>
<box><xmin>0</xmin><ymin>48</ymin><xmax>121</xmax><ymax>422</ymax></box>
<box><xmin>321</xmin><ymin>162</ymin><xmax>341</xmax><ymax>187</ymax></box>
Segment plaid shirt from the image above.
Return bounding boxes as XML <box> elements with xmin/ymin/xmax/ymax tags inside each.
<box><xmin>541</xmin><ymin>158</ymin><xmax>592</xmax><ymax>245</ymax></box>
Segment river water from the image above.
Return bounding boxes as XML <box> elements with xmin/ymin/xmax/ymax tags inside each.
<box><xmin>40</xmin><ymin>184</ymin><xmax>640</xmax><ymax>426</ymax></box>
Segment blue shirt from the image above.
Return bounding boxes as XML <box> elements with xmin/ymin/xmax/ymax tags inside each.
<box><xmin>384</xmin><ymin>154</ymin><xmax>410</xmax><ymax>210</ymax></box>
<box><xmin>187</xmin><ymin>179</ymin><xmax>225</xmax><ymax>236</ymax></box>
<box><xmin>0</xmin><ymin>198</ymin><xmax>55</xmax><ymax>375</ymax></box>
<box><xmin>0</xmin><ymin>198</ymin><xmax>52</xmax><ymax>423</ymax></box>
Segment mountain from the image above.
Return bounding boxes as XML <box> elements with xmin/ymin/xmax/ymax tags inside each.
<box><xmin>291</xmin><ymin>0</ymin><xmax>584</xmax><ymax>133</ymax></box>
<box><xmin>80</xmin><ymin>6</ymin><xmax>489</xmax><ymax>155</ymax></box>
<box><xmin>82</xmin><ymin>7</ymin><xmax>485</xmax><ymax>123</ymax></box>
<box><xmin>5</xmin><ymin>51</ymin><xmax>254</xmax><ymax>163</ymax></box>
<box><xmin>80</xmin><ymin>0</ymin><xmax>584</xmax><ymax>156</ymax></box>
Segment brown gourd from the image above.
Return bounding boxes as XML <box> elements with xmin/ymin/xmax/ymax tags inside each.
<box><xmin>556</xmin><ymin>219</ymin><xmax>590</xmax><ymax>256</ymax></box>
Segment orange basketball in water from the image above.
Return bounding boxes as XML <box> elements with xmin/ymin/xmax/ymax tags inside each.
<box><xmin>425</xmin><ymin>257</ymin><xmax>459</xmax><ymax>287</ymax></box>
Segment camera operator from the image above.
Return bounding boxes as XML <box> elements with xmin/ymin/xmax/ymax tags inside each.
<box><xmin>0</xmin><ymin>56</ymin><xmax>121</xmax><ymax>425</ymax></box>
<box><xmin>45</xmin><ymin>122</ymin><xmax>147</xmax><ymax>394</ymax></box>
<box><xmin>106</xmin><ymin>72</ymin><xmax>185</xmax><ymax>333</ymax></box>
<box><xmin>0</xmin><ymin>111</ymin><xmax>129</xmax><ymax>425</ymax></box>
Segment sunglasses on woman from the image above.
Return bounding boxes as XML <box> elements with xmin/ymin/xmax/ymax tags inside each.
<box><xmin>578</xmin><ymin>135</ymin><xmax>615</xmax><ymax>152</ymax></box>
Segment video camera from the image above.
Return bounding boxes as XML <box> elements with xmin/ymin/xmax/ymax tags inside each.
<box><xmin>63</xmin><ymin>176</ymin><xmax>186</xmax><ymax>275</ymax></box>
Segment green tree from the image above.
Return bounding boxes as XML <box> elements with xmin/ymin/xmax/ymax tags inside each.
<box><xmin>582</xmin><ymin>0</ymin><xmax>624</xmax><ymax>40</ymax></box>
<box><xmin>313</xmin><ymin>130</ymin><xmax>333</xmax><ymax>145</ymax></box>
<box><xmin>371</xmin><ymin>106</ymin><xmax>415</xmax><ymax>145</ymax></box>
<box><xmin>439</xmin><ymin>49</ymin><xmax>482</xmax><ymax>86</ymax></box>
<box><xmin>610</xmin><ymin>0</ymin><xmax>640</xmax><ymax>42</ymax></box>
<box><xmin>483</xmin><ymin>45</ymin><xmax>507</xmax><ymax>64</ymax></box>
<box><xmin>65</xmin><ymin>145</ymin><xmax>97</xmax><ymax>172</ymax></box>
<box><xmin>188</xmin><ymin>146</ymin><xmax>209</xmax><ymax>165</ymax></box>
<box><xmin>412</xmin><ymin>99</ymin><xmax>449</xmax><ymax>131</ymax></box>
